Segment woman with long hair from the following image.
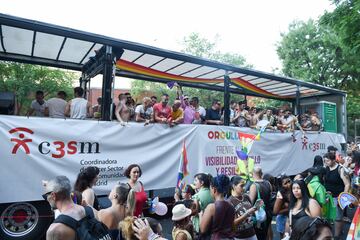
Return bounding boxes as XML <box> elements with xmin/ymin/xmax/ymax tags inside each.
<box><xmin>124</xmin><ymin>164</ymin><xmax>147</xmax><ymax>217</ymax></box>
<box><xmin>200</xmin><ymin>174</ymin><xmax>235</xmax><ymax>239</ymax></box>
<box><xmin>289</xmin><ymin>180</ymin><xmax>321</xmax><ymax>232</ymax></box>
<box><xmin>74</xmin><ymin>166</ymin><xmax>100</xmax><ymax>209</ymax></box>
<box><xmin>97</xmin><ymin>183</ymin><xmax>135</xmax><ymax>240</ymax></box>
<box><xmin>192</xmin><ymin>173</ymin><xmax>214</xmax><ymax>234</ymax></box>
<box><xmin>273</xmin><ymin>175</ymin><xmax>291</xmax><ymax>239</ymax></box>
<box><xmin>228</xmin><ymin>176</ymin><xmax>257</xmax><ymax>240</ymax></box>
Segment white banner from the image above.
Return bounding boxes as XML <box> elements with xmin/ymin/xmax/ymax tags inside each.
<box><xmin>0</xmin><ymin>116</ymin><xmax>345</xmax><ymax>203</ymax></box>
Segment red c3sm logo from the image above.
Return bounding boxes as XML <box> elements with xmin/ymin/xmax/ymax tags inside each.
<box><xmin>9</xmin><ymin>127</ymin><xmax>34</xmax><ymax>154</ymax></box>
<box><xmin>8</xmin><ymin>127</ymin><xmax>100</xmax><ymax>158</ymax></box>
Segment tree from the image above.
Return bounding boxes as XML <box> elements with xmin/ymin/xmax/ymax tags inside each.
<box><xmin>320</xmin><ymin>0</ymin><xmax>360</xmax><ymax>89</ymax></box>
<box><xmin>131</xmin><ymin>32</ymin><xmax>252</xmax><ymax>108</ymax></box>
<box><xmin>276</xmin><ymin>14</ymin><xmax>360</xmax><ymax>138</ymax></box>
<box><xmin>276</xmin><ymin>20</ymin><xmax>348</xmax><ymax>88</ymax></box>
<box><xmin>0</xmin><ymin>62</ymin><xmax>75</xmax><ymax>115</ymax></box>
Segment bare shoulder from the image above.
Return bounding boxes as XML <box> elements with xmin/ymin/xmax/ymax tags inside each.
<box><xmin>309</xmin><ymin>198</ymin><xmax>320</xmax><ymax>206</ymax></box>
<box><xmin>205</xmin><ymin>202</ymin><xmax>215</xmax><ymax>212</ymax></box>
<box><xmin>97</xmin><ymin>208</ymin><xmax>111</xmax><ymax>221</ymax></box>
<box><xmin>46</xmin><ymin>223</ymin><xmax>75</xmax><ymax>240</ymax></box>
<box><xmin>83</xmin><ymin>188</ymin><xmax>94</xmax><ymax>194</ymax></box>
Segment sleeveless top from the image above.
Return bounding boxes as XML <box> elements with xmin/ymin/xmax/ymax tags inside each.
<box><xmin>172</xmin><ymin>227</ymin><xmax>192</xmax><ymax>240</ymax></box>
<box><xmin>325</xmin><ymin>165</ymin><xmax>345</xmax><ymax>197</ymax></box>
<box><xmin>93</xmin><ymin>194</ymin><xmax>100</xmax><ymax>210</ymax></box>
<box><xmin>70</xmin><ymin>98</ymin><xmax>88</xmax><ymax>119</ymax></box>
<box><xmin>291</xmin><ymin>208</ymin><xmax>308</xmax><ymax>227</ymax></box>
<box><xmin>129</xmin><ymin>182</ymin><xmax>147</xmax><ymax>217</ymax></box>
<box><xmin>211</xmin><ymin>200</ymin><xmax>235</xmax><ymax>240</ymax></box>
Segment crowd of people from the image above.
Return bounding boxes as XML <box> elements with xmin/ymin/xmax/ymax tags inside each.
<box><xmin>42</xmin><ymin>144</ymin><xmax>360</xmax><ymax>240</ymax></box>
<box><xmin>27</xmin><ymin>86</ymin><xmax>323</xmax><ymax>134</ymax></box>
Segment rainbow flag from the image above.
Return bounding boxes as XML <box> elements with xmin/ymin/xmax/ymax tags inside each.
<box><xmin>346</xmin><ymin>206</ymin><xmax>360</xmax><ymax>240</ymax></box>
<box><xmin>176</xmin><ymin>140</ymin><xmax>189</xmax><ymax>190</ymax></box>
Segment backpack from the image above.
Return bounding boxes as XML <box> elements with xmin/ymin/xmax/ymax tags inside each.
<box><xmin>54</xmin><ymin>206</ymin><xmax>111</xmax><ymax>240</ymax></box>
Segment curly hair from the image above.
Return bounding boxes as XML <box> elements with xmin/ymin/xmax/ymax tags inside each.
<box><xmin>74</xmin><ymin>166</ymin><xmax>99</xmax><ymax>192</ymax></box>
<box><xmin>119</xmin><ymin>216</ymin><xmax>137</xmax><ymax>240</ymax></box>
<box><xmin>211</xmin><ymin>174</ymin><xmax>230</xmax><ymax>194</ymax></box>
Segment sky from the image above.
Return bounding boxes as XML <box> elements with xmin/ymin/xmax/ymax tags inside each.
<box><xmin>1</xmin><ymin>0</ymin><xmax>334</xmax><ymax>88</ymax></box>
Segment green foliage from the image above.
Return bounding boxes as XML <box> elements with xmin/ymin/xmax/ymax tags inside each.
<box><xmin>131</xmin><ymin>32</ymin><xmax>251</xmax><ymax>108</ymax></box>
<box><xmin>320</xmin><ymin>0</ymin><xmax>360</xmax><ymax>89</ymax></box>
<box><xmin>0</xmin><ymin>61</ymin><xmax>75</xmax><ymax>114</ymax></box>
<box><xmin>181</xmin><ymin>33</ymin><xmax>253</xmax><ymax>68</ymax></box>
<box><xmin>276</xmin><ymin>20</ymin><xmax>348</xmax><ymax>88</ymax></box>
<box><xmin>277</xmin><ymin>4</ymin><xmax>360</xmax><ymax>137</ymax></box>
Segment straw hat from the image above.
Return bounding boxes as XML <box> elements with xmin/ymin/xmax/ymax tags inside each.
<box><xmin>172</xmin><ymin>204</ymin><xmax>192</xmax><ymax>221</ymax></box>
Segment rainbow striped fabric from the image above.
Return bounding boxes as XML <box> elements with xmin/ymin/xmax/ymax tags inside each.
<box><xmin>116</xmin><ymin>59</ymin><xmax>292</xmax><ymax>99</ymax></box>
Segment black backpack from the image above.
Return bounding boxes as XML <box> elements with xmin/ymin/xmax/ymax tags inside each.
<box><xmin>54</xmin><ymin>206</ymin><xmax>111</xmax><ymax>240</ymax></box>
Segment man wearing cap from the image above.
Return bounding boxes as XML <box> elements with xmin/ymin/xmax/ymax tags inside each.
<box><xmin>43</xmin><ymin>176</ymin><xmax>86</xmax><ymax>240</ymax></box>
<box><xmin>172</xmin><ymin>204</ymin><xmax>193</xmax><ymax>240</ymax></box>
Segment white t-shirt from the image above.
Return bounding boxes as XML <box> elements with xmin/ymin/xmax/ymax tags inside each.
<box><xmin>47</xmin><ymin>97</ymin><xmax>67</xmax><ymax>118</ymax></box>
<box><xmin>31</xmin><ymin>100</ymin><xmax>48</xmax><ymax>117</ymax></box>
<box><xmin>135</xmin><ymin>104</ymin><xmax>153</xmax><ymax>120</ymax></box>
<box><xmin>70</xmin><ymin>98</ymin><xmax>88</xmax><ymax>119</ymax></box>
<box><xmin>193</xmin><ymin>105</ymin><xmax>206</xmax><ymax>124</ymax></box>
<box><xmin>281</xmin><ymin>115</ymin><xmax>294</xmax><ymax>125</ymax></box>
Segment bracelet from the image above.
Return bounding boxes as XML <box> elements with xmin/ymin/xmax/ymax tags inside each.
<box><xmin>149</xmin><ymin>233</ymin><xmax>160</xmax><ymax>240</ymax></box>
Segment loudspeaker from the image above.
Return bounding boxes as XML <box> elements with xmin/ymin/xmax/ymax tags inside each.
<box><xmin>0</xmin><ymin>92</ymin><xmax>15</xmax><ymax>115</ymax></box>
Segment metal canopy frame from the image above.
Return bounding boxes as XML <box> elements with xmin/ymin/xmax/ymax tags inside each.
<box><xmin>0</xmin><ymin>13</ymin><xmax>347</xmax><ymax>125</ymax></box>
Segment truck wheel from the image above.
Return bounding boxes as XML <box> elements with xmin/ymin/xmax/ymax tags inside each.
<box><xmin>0</xmin><ymin>201</ymin><xmax>53</xmax><ymax>240</ymax></box>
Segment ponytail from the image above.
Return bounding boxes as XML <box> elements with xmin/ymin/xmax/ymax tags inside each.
<box><xmin>126</xmin><ymin>188</ymin><xmax>136</xmax><ymax>216</ymax></box>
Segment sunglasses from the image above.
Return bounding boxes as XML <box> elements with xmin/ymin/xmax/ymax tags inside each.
<box><xmin>42</xmin><ymin>191</ymin><xmax>53</xmax><ymax>201</ymax></box>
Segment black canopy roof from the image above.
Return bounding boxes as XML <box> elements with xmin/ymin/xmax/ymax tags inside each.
<box><xmin>0</xmin><ymin>13</ymin><xmax>345</xmax><ymax>100</ymax></box>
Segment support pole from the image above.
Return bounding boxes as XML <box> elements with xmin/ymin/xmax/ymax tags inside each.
<box><xmin>224</xmin><ymin>74</ymin><xmax>230</xmax><ymax>126</ymax></box>
<box><xmin>342</xmin><ymin>95</ymin><xmax>347</xmax><ymax>139</ymax></box>
<box><xmin>101</xmin><ymin>46</ymin><xmax>115</xmax><ymax>121</ymax></box>
<box><xmin>295</xmin><ymin>85</ymin><xmax>301</xmax><ymax>115</ymax></box>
